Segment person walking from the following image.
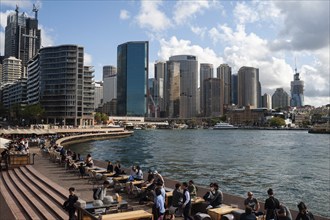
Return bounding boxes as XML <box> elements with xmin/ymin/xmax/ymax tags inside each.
<box><xmin>181</xmin><ymin>182</ymin><xmax>193</xmax><ymax>220</ymax></box>
<box><xmin>63</xmin><ymin>187</ymin><xmax>78</xmax><ymax>220</ymax></box>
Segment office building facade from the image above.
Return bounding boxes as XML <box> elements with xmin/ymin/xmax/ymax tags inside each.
<box><xmin>154</xmin><ymin>61</ymin><xmax>166</xmax><ymax>117</ymax></box>
<box><xmin>272</xmin><ymin>88</ymin><xmax>290</xmax><ymax>109</ymax></box>
<box><xmin>262</xmin><ymin>93</ymin><xmax>272</xmax><ymax>109</ymax></box>
<box><xmin>238</xmin><ymin>66</ymin><xmax>260</xmax><ymax>109</ymax></box>
<box><xmin>94</xmin><ymin>81</ymin><xmax>103</xmax><ymax>109</ymax></box>
<box><xmin>2</xmin><ymin>56</ymin><xmax>22</xmax><ymax>83</ymax></box>
<box><xmin>117</xmin><ymin>41</ymin><xmax>149</xmax><ymax>116</ymax></box>
<box><xmin>165</xmin><ymin>61</ymin><xmax>180</xmax><ymax>118</ymax></box>
<box><xmin>2</xmin><ymin>78</ymin><xmax>27</xmax><ymax>109</ymax></box>
<box><xmin>204</xmin><ymin>78</ymin><xmax>221</xmax><ymax>117</ymax></box>
<box><xmin>200</xmin><ymin>63</ymin><xmax>213</xmax><ymax>116</ymax></box>
<box><xmin>103</xmin><ymin>65</ymin><xmax>117</xmax><ymax>104</ymax></box>
<box><xmin>27</xmin><ymin>45</ymin><xmax>94</xmax><ymax>126</ymax></box>
<box><xmin>169</xmin><ymin>55</ymin><xmax>198</xmax><ymax>118</ymax></box>
<box><xmin>217</xmin><ymin>64</ymin><xmax>232</xmax><ymax>115</ymax></box>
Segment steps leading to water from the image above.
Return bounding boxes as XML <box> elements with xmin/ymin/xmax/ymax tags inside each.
<box><xmin>0</xmin><ymin>165</ymin><xmax>69</xmax><ymax>220</ymax></box>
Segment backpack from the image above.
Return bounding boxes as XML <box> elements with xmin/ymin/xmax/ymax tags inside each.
<box><xmin>93</xmin><ymin>187</ymin><xmax>102</xmax><ymax>200</ymax></box>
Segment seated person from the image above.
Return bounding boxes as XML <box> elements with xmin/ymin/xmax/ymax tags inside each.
<box><xmin>114</xmin><ymin>161</ymin><xmax>125</xmax><ymax>176</ymax></box>
<box><xmin>134</xmin><ymin>165</ymin><xmax>143</xmax><ymax>180</ymax></box>
<box><xmin>244</xmin><ymin>192</ymin><xmax>263</xmax><ymax>216</ymax></box>
<box><xmin>240</xmin><ymin>207</ymin><xmax>257</xmax><ymax>220</ymax></box>
<box><xmin>203</xmin><ymin>183</ymin><xmax>223</xmax><ymax>209</ymax></box>
<box><xmin>78</xmin><ymin>163</ymin><xmax>85</xmax><ymax>178</ymax></box>
<box><xmin>107</xmin><ymin>161</ymin><xmax>114</xmax><ymax>173</ymax></box>
<box><xmin>296</xmin><ymin>202</ymin><xmax>314</xmax><ymax>220</ymax></box>
<box><xmin>277</xmin><ymin>205</ymin><xmax>292</xmax><ymax>220</ymax></box>
<box><xmin>85</xmin><ymin>154</ymin><xmax>93</xmax><ymax>167</ymax></box>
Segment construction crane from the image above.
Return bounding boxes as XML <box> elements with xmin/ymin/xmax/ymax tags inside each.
<box><xmin>32</xmin><ymin>4</ymin><xmax>39</xmax><ymax>20</ymax></box>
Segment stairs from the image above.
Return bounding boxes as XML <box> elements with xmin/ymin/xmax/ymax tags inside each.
<box><xmin>0</xmin><ymin>165</ymin><xmax>69</xmax><ymax>220</ymax></box>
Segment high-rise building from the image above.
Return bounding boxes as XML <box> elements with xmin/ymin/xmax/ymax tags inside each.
<box><xmin>217</xmin><ymin>64</ymin><xmax>232</xmax><ymax>115</ymax></box>
<box><xmin>165</xmin><ymin>61</ymin><xmax>180</xmax><ymax>118</ymax></box>
<box><xmin>94</xmin><ymin>81</ymin><xmax>103</xmax><ymax>109</ymax></box>
<box><xmin>272</xmin><ymin>88</ymin><xmax>290</xmax><ymax>109</ymax></box>
<box><xmin>204</xmin><ymin>78</ymin><xmax>221</xmax><ymax>117</ymax></box>
<box><xmin>290</xmin><ymin>69</ymin><xmax>304</xmax><ymax>107</ymax></box>
<box><xmin>238</xmin><ymin>66</ymin><xmax>260</xmax><ymax>109</ymax></box>
<box><xmin>200</xmin><ymin>63</ymin><xmax>213</xmax><ymax>116</ymax></box>
<box><xmin>2</xmin><ymin>56</ymin><xmax>22</xmax><ymax>83</ymax></box>
<box><xmin>117</xmin><ymin>41</ymin><xmax>149</xmax><ymax>116</ymax></box>
<box><xmin>169</xmin><ymin>55</ymin><xmax>198</xmax><ymax>118</ymax></box>
<box><xmin>231</xmin><ymin>74</ymin><xmax>238</xmax><ymax>105</ymax></box>
<box><xmin>27</xmin><ymin>45</ymin><xmax>94</xmax><ymax>126</ymax></box>
<box><xmin>154</xmin><ymin>61</ymin><xmax>166</xmax><ymax>117</ymax></box>
<box><xmin>103</xmin><ymin>65</ymin><xmax>117</xmax><ymax>104</ymax></box>
<box><xmin>5</xmin><ymin>6</ymin><xmax>41</xmax><ymax>76</ymax></box>
<box><xmin>262</xmin><ymin>93</ymin><xmax>272</xmax><ymax>109</ymax></box>
<box><xmin>2</xmin><ymin>78</ymin><xmax>27</xmax><ymax>109</ymax></box>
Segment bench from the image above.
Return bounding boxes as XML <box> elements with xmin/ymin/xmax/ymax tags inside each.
<box><xmin>207</xmin><ymin>205</ymin><xmax>240</xmax><ymax>220</ymax></box>
<box><xmin>102</xmin><ymin>209</ymin><xmax>153</xmax><ymax>220</ymax></box>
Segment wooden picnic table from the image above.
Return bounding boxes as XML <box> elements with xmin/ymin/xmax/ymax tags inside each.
<box><xmin>113</xmin><ymin>175</ymin><xmax>129</xmax><ymax>182</ymax></box>
<box><xmin>207</xmin><ymin>205</ymin><xmax>240</xmax><ymax>220</ymax></box>
<box><xmin>101</xmin><ymin>209</ymin><xmax>153</xmax><ymax>220</ymax></box>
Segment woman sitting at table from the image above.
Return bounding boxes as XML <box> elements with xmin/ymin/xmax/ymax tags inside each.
<box><xmin>85</xmin><ymin>154</ymin><xmax>93</xmax><ymax>167</ymax></box>
<box><xmin>107</xmin><ymin>161</ymin><xmax>114</xmax><ymax>173</ymax></box>
<box><xmin>134</xmin><ymin>165</ymin><xmax>143</xmax><ymax>180</ymax></box>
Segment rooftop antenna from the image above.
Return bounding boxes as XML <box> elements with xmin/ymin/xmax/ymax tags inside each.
<box><xmin>32</xmin><ymin>4</ymin><xmax>39</xmax><ymax>20</ymax></box>
<box><xmin>294</xmin><ymin>57</ymin><xmax>297</xmax><ymax>74</ymax></box>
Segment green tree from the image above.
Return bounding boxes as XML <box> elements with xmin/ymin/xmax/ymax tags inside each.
<box><xmin>23</xmin><ymin>104</ymin><xmax>45</xmax><ymax>124</ymax></box>
<box><xmin>101</xmin><ymin>113</ymin><xmax>108</xmax><ymax>124</ymax></box>
<box><xmin>269</xmin><ymin>117</ymin><xmax>286</xmax><ymax>127</ymax></box>
<box><xmin>94</xmin><ymin>112</ymin><xmax>102</xmax><ymax>124</ymax></box>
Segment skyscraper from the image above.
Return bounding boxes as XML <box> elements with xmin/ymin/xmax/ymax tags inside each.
<box><xmin>5</xmin><ymin>6</ymin><xmax>41</xmax><ymax>76</ymax></box>
<box><xmin>262</xmin><ymin>93</ymin><xmax>272</xmax><ymax>109</ymax></box>
<box><xmin>231</xmin><ymin>74</ymin><xmax>238</xmax><ymax>105</ymax></box>
<box><xmin>103</xmin><ymin>65</ymin><xmax>117</xmax><ymax>104</ymax></box>
<box><xmin>200</xmin><ymin>63</ymin><xmax>213</xmax><ymax>116</ymax></box>
<box><xmin>217</xmin><ymin>64</ymin><xmax>232</xmax><ymax>115</ymax></box>
<box><xmin>272</xmin><ymin>88</ymin><xmax>290</xmax><ymax>109</ymax></box>
<box><xmin>154</xmin><ymin>61</ymin><xmax>166</xmax><ymax>117</ymax></box>
<box><xmin>117</xmin><ymin>41</ymin><xmax>149</xmax><ymax>116</ymax></box>
<box><xmin>94</xmin><ymin>81</ymin><xmax>103</xmax><ymax>109</ymax></box>
<box><xmin>165</xmin><ymin>61</ymin><xmax>180</xmax><ymax>118</ymax></box>
<box><xmin>238</xmin><ymin>66</ymin><xmax>260</xmax><ymax>109</ymax></box>
<box><xmin>169</xmin><ymin>55</ymin><xmax>198</xmax><ymax>118</ymax></box>
<box><xmin>204</xmin><ymin>78</ymin><xmax>221</xmax><ymax>117</ymax></box>
<box><xmin>290</xmin><ymin>69</ymin><xmax>304</xmax><ymax>107</ymax></box>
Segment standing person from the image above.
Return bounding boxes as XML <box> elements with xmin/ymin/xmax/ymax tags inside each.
<box><xmin>295</xmin><ymin>202</ymin><xmax>314</xmax><ymax>220</ymax></box>
<box><xmin>181</xmin><ymin>182</ymin><xmax>193</xmax><ymax>220</ymax></box>
<box><xmin>188</xmin><ymin>180</ymin><xmax>197</xmax><ymax>199</ymax></box>
<box><xmin>244</xmin><ymin>192</ymin><xmax>263</xmax><ymax>216</ymax></box>
<box><xmin>154</xmin><ymin>170</ymin><xmax>165</xmax><ymax>186</ymax></box>
<box><xmin>170</xmin><ymin>183</ymin><xmax>183</xmax><ymax>216</ymax></box>
<box><xmin>264</xmin><ymin>188</ymin><xmax>280</xmax><ymax>220</ymax></box>
<box><xmin>154</xmin><ymin>187</ymin><xmax>166</xmax><ymax>220</ymax></box>
<box><xmin>63</xmin><ymin>187</ymin><xmax>78</xmax><ymax>220</ymax></box>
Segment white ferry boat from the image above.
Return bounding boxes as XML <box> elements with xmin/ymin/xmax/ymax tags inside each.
<box><xmin>213</xmin><ymin>122</ymin><xmax>238</xmax><ymax>130</ymax></box>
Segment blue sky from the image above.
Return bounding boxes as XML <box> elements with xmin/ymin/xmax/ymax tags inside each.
<box><xmin>1</xmin><ymin>0</ymin><xmax>329</xmax><ymax>107</ymax></box>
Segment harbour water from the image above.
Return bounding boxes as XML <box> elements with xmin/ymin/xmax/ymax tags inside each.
<box><xmin>69</xmin><ymin>129</ymin><xmax>330</xmax><ymax>217</ymax></box>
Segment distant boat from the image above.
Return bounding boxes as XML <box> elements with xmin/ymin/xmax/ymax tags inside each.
<box><xmin>213</xmin><ymin>122</ymin><xmax>238</xmax><ymax>130</ymax></box>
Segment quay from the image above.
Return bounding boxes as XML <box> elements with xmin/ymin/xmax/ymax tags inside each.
<box><xmin>0</xmin><ymin>128</ymin><xmax>329</xmax><ymax>220</ymax></box>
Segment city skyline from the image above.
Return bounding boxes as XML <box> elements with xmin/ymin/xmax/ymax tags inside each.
<box><xmin>0</xmin><ymin>0</ymin><xmax>329</xmax><ymax>107</ymax></box>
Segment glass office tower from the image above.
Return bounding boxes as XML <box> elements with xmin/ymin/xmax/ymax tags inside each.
<box><xmin>117</xmin><ymin>41</ymin><xmax>149</xmax><ymax>116</ymax></box>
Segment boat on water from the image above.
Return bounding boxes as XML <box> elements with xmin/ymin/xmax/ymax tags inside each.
<box><xmin>213</xmin><ymin>122</ymin><xmax>238</xmax><ymax>130</ymax></box>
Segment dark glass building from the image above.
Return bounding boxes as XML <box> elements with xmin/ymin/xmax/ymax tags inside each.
<box><xmin>117</xmin><ymin>41</ymin><xmax>149</xmax><ymax>116</ymax></box>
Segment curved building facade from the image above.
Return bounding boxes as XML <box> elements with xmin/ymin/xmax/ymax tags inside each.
<box><xmin>238</xmin><ymin>66</ymin><xmax>260</xmax><ymax>109</ymax></box>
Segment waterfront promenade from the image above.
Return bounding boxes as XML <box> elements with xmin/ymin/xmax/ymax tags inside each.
<box><xmin>1</xmin><ymin>129</ymin><xmax>329</xmax><ymax>220</ymax></box>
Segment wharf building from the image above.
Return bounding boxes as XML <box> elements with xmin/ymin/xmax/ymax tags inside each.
<box><xmin>237</xmin><ymin>66</ymin><xmax>261</xmax><ymax>109</ymax></box>
<box><xmin>153</xmin><ymin>61</ymin><xmax>166</xmax><ymax>117</ymax></box>
<box><xmin>200</xmin><ymin>63</ymin><xmax>213</xmax><ymax>116</ymax></box>
<box><xmin>117</xmin><ymin>41</ymin><xmax>149</xmax><ymax>116</ymax></box>
<box><xmin>272</xmin><ymin>88</ymin><xmax>290</xmax><ymax>109</ymax></box>
<box><xmin>26</xmin><ymin>45</ymin><xmax>95</xmax><ymax>127</ymax></box>
<box><xmin>217</xmin><ymin>64</ymin><xmax>232</xmax><ymax>115</ymax></box>
<box><xmin>4</xmin><ymin>6</ymin><xmax>41</xmax><ymax>76</ymax></box>
<box><xmin>168</xmin><ymin>55</ymin><xmax>198</xmax><ymax>118</ymax></box>
<box><xmin>290</xmin><ymin>69</ymin><xmax>304</xmax><ymax>107</ymax></box>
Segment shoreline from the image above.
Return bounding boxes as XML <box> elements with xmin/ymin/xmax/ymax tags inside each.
<box><xmin>55</xmin><ymin>132</ymin><xmax>329</xmax><ymax>220</ymax></box>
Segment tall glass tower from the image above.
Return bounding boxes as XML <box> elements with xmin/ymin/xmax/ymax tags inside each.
<box><xmin>117</xmin><ymin>41</ymin><xmax>149</xmax><ymax>116</ymax></box>
<box><xmin>290</xmin><ymin>69</ymin><xmax>304</xmax><ymax>107</ymax></box>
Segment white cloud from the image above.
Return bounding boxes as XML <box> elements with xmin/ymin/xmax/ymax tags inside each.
<box><xmin>190</xmin><ymin>25</ymin><xmax>207</xmax><ymax>39</ymax></box>
<box><xmin>84</xmin><ymin>52</ymin><xmax>92</xmax><ymax>66</ymax></box>
<box><xmin>0</xmin><ymin>0</ymin><xmax>33</xmax><ymax>9</ymax></box>
<box><xmin>158</xmin><ymin>36</ymin><xmax>224</xmax><ymax>71</ymax></box>
<box><xmin>173</xmin><ymin>0</ymin><xmax>211</xmax><ymax>24</ymax></box>
<box><xmin>135</xmin><ymin>1</ymin><xmax>171</xmax><ymax>32</ymax></box>
<box><xmin>233</xmin><ymin>2</ymin><xmax>258</xmax><ymax>24</ymax></box>
<box><xmin>39</xmin><ymin>25</ymin><xmax>54</xmax><ymax>48</ymax></box>
<box><xmin>208</xmin><ymin>27</ymin><xmax>222</xmax><ymax>45</ymax></box>
<box><xmin>270</xmin><ymin>1</ymin><xmax>330</xmax><ymax>51</ymax></box>
<box><xmin>120</xmin><ymin>10</ymin><xmax>130</xmax><ymax>20</ymax></box>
